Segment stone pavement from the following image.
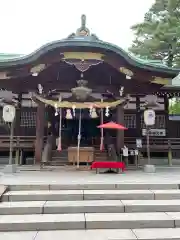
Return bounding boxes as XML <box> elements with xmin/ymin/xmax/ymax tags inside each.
<box><xmin>1</xmin><ymin>165</ymin><xmax>180</xmax><ymax>185</ymax></box>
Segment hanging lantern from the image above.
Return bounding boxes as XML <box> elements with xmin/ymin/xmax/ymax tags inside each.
<box><xmin>105</xmin><ymin>106</ymin><xmax>110</xmax><ymax>117</ymax></box>
<box><xmin>72</xmin><ymin>105</ymin><xmax>76</xmax><ymax>117</ymax></box>
<box><xmin>91</xmin><ymin>108</ymin><xmax>98</xmax><ymax>118</ymax></box>
<box><xmin>66</xmin><ymin>109</ymin><xmax>73</xmax><ymax>119</ymax></box>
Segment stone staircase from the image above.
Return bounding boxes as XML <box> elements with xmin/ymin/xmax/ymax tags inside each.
<box><xmin>1</xmin><ymin>183</ymin><xmax>180</xmax><ymax>238</ymax></box>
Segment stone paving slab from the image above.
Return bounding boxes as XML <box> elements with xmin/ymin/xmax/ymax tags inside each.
<box><xmin>0</xmin><ymin>213</ymin><xmax>85</xmax><ymax>231</ymax></box>
<box><xmin>122</xmin><ymin>200</ymin><xmax>180</xmax><ymax>212</ymax></box>
<box><xmin>133</xmin><ymin>228</ymin><xmax>180</xmax><ymax>240</ymax></box>
<box><xmin>0</xmin><ymin>201</ymin><xmax>45</xmax><ymax>214</ymax></box>
<box><xmin>2</xmin><ymin>190</ymin><xmax>83</xmax><ymax>202</ymax></box>
<box><xmin>84</xmin><ymin>190</ymin><xmax>154</xmax><ymax>200</ymax></box>
<box><xmin>35</xmin><ymin>229</ymin><xmax>136</xmax><ymax>240</ymax></box>
<box><xmin>85</xmin><ymin>212</ymin><xmax>174</xmax><ymax>229</ymax></box>
<box><xmin>0</xmin><ymin>231</ymin><xmax>37</xmax><ymax>240</ymax></box>
<box><xmin>44</xmin><ymin>200</ymin><xmax>124</xmax><ymax>214</ymax></box>
<box><xmin>153</xmin><ymin>190</ymin><xmax>180</xmax><ymax>200</ymax></box>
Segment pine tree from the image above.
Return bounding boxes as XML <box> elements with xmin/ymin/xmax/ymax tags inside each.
<box><xmin>129</xmin><ymin>0</ymin><xmax>180</xmax><ymax>67</ymax></box>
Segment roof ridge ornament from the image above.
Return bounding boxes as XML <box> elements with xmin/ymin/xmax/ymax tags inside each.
<box><xmin>76</xmin><ymin>14</ymin><xmax>90</xmax><ymax>37</ymax></box>
<box><xmin>67</xmin><ymin>14</ymin><xmax>99</xmax><ymax>40</ymax></box>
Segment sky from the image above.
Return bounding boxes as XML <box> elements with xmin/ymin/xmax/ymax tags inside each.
<box><xmin>0</xmin><ymin>0</ymin><xmax>155</xmax><ymax>54</ymax></box>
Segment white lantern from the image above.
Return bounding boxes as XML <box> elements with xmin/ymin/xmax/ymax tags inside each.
<box><xmin>3</xmin><ymin>105</ymin><xmax>16</xmax><ymax>122</ymax></box>
<box><xmin>144</xmin><ymin>109</ymin><xmax>155</xmax><ymax>126</ymax></box>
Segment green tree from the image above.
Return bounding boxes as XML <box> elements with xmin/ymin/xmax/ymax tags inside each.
<box><xmin>169</xmin><ymin>98</ymin><xmax>180</xmax><ymax>114</ymax></box>
<box><xmin>129</xmin><ymin>0</ymin><xmax>180</xmax><ymax>67</ymax></box>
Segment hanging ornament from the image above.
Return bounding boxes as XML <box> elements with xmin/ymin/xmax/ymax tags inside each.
<box><xmin>54</xmin><ymin>103</ymin><xmax>58</xmax><ymax>116</ymax></box>
<box><xmin>105</xmin><ymin>106</ymin><xmax>110</xmax><ymax>117</ymax></box>
<box><xmin>72</xmin><ymin>105</ymin><xmax>76</xmax><ymax>117</ymax></box>
<box><xmin>91</xmin><ymin>108</ymin><xmax>98</xmax><ymax>118</ymax></box>
<box><xmin>57</xmin><ymin>95</ymin><xmax>62</xmax><ymax>151</ymax></box>
<box><xmin>37</xmin><ymin>84</ymin><xmax>43</xmax><ymax>94</ymax></box>
<box><xmin>55</xmin><ymin>109</ymin><xmax>58</xmax><ymax>116</ymax></box>
<box><xmin>89</xmin><ymin>105</ymin><xmax>93</xmax><ymax>116</ymax></box>
<box><xmin>66</xmin><ymin>109</ymin><xmax>73</xmax><ymax>119</ymax></box>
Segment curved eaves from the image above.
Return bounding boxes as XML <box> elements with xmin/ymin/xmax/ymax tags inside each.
<box><xmin>0</xmin><ymin>38</ymin><xmax>179</xmax><ymax>75</ymax></box>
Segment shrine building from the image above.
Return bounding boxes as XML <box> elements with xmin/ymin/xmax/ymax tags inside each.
<box><xmin>0</xmin><ymin>15</ymin><xmax>180</xmax><ymax>166</ymax></box>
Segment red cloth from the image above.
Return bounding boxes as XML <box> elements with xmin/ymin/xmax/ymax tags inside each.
<box><xmin>91</xmin><ymin>161</ymin><xmax>125</xmax><ymax>171</ymax></box>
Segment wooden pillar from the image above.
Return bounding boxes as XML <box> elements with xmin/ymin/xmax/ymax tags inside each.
<box><xmin>164</xmin><ymin>95</ymin><xmax>169</xmax><ymax>137</ymax></box>
<box><xmin>116</xmin><ymin>105</ymin><xmax>124</xmax><ymax>151</ymax></box>
<box><xmin>164</xmin><ymin>95</ymin><xmax>172</xmax><ymax>165</ymax></box>
<box><xmin>35</xmin><ymin>101</ymin><xmax>45</xmax><ymax>163</ymax></box>
<box><xmin>136</xmin><ymin>96</ymin><xmax>141</xmax><ymax>137</ymax></box>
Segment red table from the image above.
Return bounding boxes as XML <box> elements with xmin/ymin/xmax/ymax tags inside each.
<box><xmin>91</xmin><ymin>161</ymin><xmax>125</xmax><ymax>173</ymax></box>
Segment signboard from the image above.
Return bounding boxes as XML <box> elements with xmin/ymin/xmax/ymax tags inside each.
<box><xmin>142</xmin><ymin>129</ymin><xmax>166</xmax><ymax>137</ymax></box>
<box><xmin>144</xmin><ymin>109</ymin><xmax>156</xmax><ymax>126</ymax></box>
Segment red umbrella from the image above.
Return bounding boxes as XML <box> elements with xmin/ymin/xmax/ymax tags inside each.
<box><xmin>97</xmin><ymin>121</ymin><xmax>127</xmax><ymax>130</ymax></box>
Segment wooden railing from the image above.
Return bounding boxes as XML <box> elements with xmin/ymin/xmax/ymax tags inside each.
<box><xmin>0</xmin><ymin>135</ymin><xmax>179</xmax><ymax>152</ymax></box>
<box><xmin>124</xmin><ymin>137</ymin><xmax>180</xmax><ymax>151</ymax></box>
<box><xmin>90</xmin><ymin>137</ymin><xmax>180</xmax><ymax>152</ymax></box>
<box><xmin>0</xmin><ymin>136</ymin><xmax>47</xmax><ymax>150</ymax></box>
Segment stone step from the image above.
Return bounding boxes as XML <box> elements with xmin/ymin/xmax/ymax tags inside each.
<box><xmin>3</xmin><ymin>228</ymin><xmax>180</xmax><ymax>240</ymax></box>
<box><xmin>0</xmin><ymin>212</ymin><xmax>176</xmax><ymax>231</ymax></box>
<box><xmin>6</xmin><ymin>183</ymin><xmax>179</xmax><ymax>191</ymax></box>
<box><xmin>1</xmin><ymin>190</ymin><xmax>84</xmax><ymax>202</ymax></box>
<box><xmin>122</xmin><ymin>200</ymin><xmax>180</xmax><ymax>212</ymax></box>
<box><xmin>0</xmin><ymin>200</ymin><xmax>124</xmax><ymax>215</ymax></box>
<box><xmin>85</xmin><ymin>212</ymin><xmax>175</xmax><ymax>229</ymax></box>
<box><xmin>4</xmin><ymin>189</ymin><xmax>180</xmax><ymax>202</ymax></box>
<box><xmin>3</xmin><ymin>200</ymin><xmax>180</xmax><ymax>215</ymax></box>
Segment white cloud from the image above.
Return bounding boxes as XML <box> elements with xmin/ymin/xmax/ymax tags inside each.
<box><xmin>0</xmin><ymin>0</ymin><xmax>154</xmax><ymax>54</ymax></box>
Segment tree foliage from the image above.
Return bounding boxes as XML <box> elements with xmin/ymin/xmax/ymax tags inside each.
<box><xmin>169</xmin><ymin>98</ymin><xmax>180</xmax><ymax>114</ymax></box>
<box><xmin>129</xmin><ymin>0</ymin><xmax>180</xmax><ymax>67</ymax></box>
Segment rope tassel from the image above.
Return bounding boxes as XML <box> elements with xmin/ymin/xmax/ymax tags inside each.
<box><xmin>57</xmin><ymin>96</ymin><xmax>62</xmax><ymax>151</ymax></box>
<box><xmin>100</xmin><ymin>99</ymin><xmax>104</xmax><ymax>151</ymax></box>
